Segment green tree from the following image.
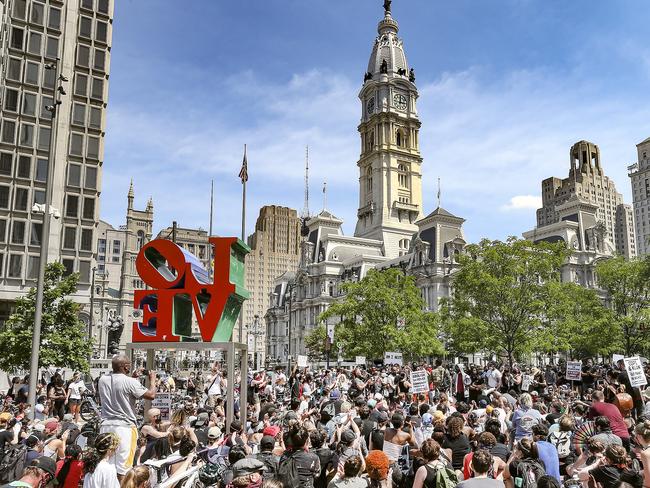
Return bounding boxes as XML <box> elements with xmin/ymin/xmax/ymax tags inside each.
<box><xmin>319</xmin><ymin>268</ymin><xmax>444</xmax><ymax>361</ymax></box>
<box><xmin>0</xmin><ymin>262</ymin><xmax>92</xmax><ymax>373</ymax></box>
<box><xmin>441</xmin><ymin>237</ymin><xmax>571</xmax><ymax>365</ymax></box>
<box><xmin>304</xmin><ymin>323</ymin><xmax>339</xmax><ymax>360</ymax></box>
<box><xmin>595</xmin><ymin>256</ymin><xmax>650</xmax><ymax>355</ymax></box>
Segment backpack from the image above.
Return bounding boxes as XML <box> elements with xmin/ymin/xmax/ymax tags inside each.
<box><xmin>277</xmin><ymin>452</ymin><xmax>300</xmax><ymax>487</ymax></box>
<box><xmin>426</xmin><ymin>463</ymin><xmax>458</xmax><ymax>488</ymax></box>
<box><xmin>0</xmin><ymin>444</ymin><xmax>28</xmax><ymax>483</ymax></box>
<box><xmin>515</xmin><ymin>459</ymin><xmax>545</xmax><ymax>488</ymax></box>
<box><xmin>548</xmin><ymin>431</ymin><xmax>571</xmax><ymax>459</ymax></box>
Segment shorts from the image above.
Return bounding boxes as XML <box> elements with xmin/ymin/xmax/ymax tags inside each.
<box><xmin>100</xmin><ymin>423</ymin><xmax>138</xmax><ymax>475</ymax></box>
<box><xmin>68</xmin><ymin>398</ymin><xmax>80</xmax><ymax>405</ymax></box>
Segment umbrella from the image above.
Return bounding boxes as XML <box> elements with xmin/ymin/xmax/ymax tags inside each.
<box><xmin>573</xmin><ymin>421</ymin><xmax>597</xmax><ymax>450</ymax></box>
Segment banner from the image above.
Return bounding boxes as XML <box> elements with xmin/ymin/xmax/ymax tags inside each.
<box><xmin>521</xmin><ymin>374</ymin><xmax>533</xmax><ymax>392</ymax></box>
<box><xmin>565</xmin><ymin>361</ymin><xmax>582</xmax><ymax>382</ymax></box>
<box><xmin>624</xmin><ymin>356</ymin><xmax>648</xmax><ymax>388</ymax></box>
<box><xmin>355</xmin><ymin>356</ymin><xmax>366</xmax><ymax>365</ymax></box>
<box><xmin>410</xmin><ymin>370</ymin><xmax>429</xmax><ymax>394</ymax></box>
<box><xmin>152</xmin><ymin>392</ymin><xmax>172</xmax><ymax>422</ymax></box>
<box><xmin>297</xmin><ymin>355</ymin><xmax>308</xmax><ymax>368</ymax></box>
<box><xmin>384</xmin><ymin>352</ymin><xmax>403</xmax><ymax>366</ymax></box>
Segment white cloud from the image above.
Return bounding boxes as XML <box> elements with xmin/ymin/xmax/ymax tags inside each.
<box><xmin>501</xmin><ymin>195</ymin><xmax>543</xmax><ymax>211</ymax></box>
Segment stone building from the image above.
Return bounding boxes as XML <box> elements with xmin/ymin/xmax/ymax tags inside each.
<box><xmin>155</xmin><ymin>224</ymin><xmax>210</xmax><ymax>270</ymax></box>
<box><xmin>536</xmin><ymin>140</ymin><xmax>636</xmax><ymax>259</ymax></box>
<box><xmin>628</xmin><ymin>137</ymin><xmax>650</xmax><ymax>256</ymax></box>
<box><xmin>0</xmin><ymin>0</ymin><xmax>114</xmax><ymax>326</ymax></box>
<box><xmin>264</xmin><ymin>3</ymin><xmax>465</xmax><ymax>365</ymax></box>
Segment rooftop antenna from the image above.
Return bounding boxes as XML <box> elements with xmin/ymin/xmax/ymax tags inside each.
<box><xmin>301</xmin><ymin>145</ymin><xmax>310</xmax><ymax>219</ymax></box>
<box><xmin>437</xmin><ymin>177</ymin><xmax>441</xmax><ymax>209</ymax></box>
<box><xmin>322</xmin><ymin>180</ymin><xmax>328</xmax><ymax>211</ymax></box>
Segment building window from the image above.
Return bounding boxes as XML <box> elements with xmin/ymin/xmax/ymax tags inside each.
<box><xmin>77</xmin><ymin>45</ymin><xmax>90</xmax><ymax>67</ymax></box>
<box><xmin>98</xmin><ymin>0</ymin><xmax>109</xmax><ymax>14</ymax></box>
<box><xmin>66</xmin><ymin>195</ymin><xmax>79</xmax><ymax>217</ymax></box>
<box><xmin>22</xmin><ymin>92</ymin><xmax>36</xmax><ymax>116</ymax></box>
<box><xmin>68</xmin><ymin>164</ymin><xmax>81</xmax><ymax>186</ymax></box>
<box><xmin>81</xmin><ymin>0</ymin><xmax>94</xmax><ymax>10</ymax></box>
<box><xmin>398</xmin><ymin>238</ymin><xmax>410</xmax><ymax>256</ymax></box>
<box><xmin>137</xmin><ymin>230</ymin><xmax>145</xmax><ymax>250</ymax></box>
<box><xmin>11</xmin><ymin>27</ymin><xmax>24</xmax><ymax>50</ymax></box>
<box><xmin>85</xmin><ymin>167</ymin><xmax>97</xmax><ymax>189</ymax></box>
<box><xmin>28</xmin><ymin>32</ymin><xmax>42</xmax><ymax>55</ymax></box>
<box><xmin>12</xmin><ymin>0</ymin><xmax>27</xmax><ymax>19</ymax></box>
<box><xmin>95</xmin><ymin>21</ymin><xmax>108</xmax><ymax>43</ymax></box>
<box><xmin>70</xmin><ymin>133</ymin><xmax>84</xmax><ymax>156</ymax></box>
<box><xmin>19</xmin><ymin>124</ymin><xmax>34</xmax><ymax>147</ymax></box>
<box><xmin>0</xmin><ymin>153</ymin><xmax>12</xmax><ymax>176</ymax></box>
<box><xmin>79</xmin><ymin>261</ymin><xmax>91</xmax><ymax>283</ymax></box>
<box><xmin>87</xmin><ymin>136</ymin><xmax>99</xmax><ymax>159</ymax></box>
<box><xmin>8</xmin><ymin>255</ymin><xmax>23</xmax><ymax>278</ymax></box>
<box><xmin>93</xmin><ymin>49</ymin><xmax>106</xmax><ymax>71</ymax></box>
<box><xmin>2</xmin><ymin>120</ymin><xmax>17</xmax><ymax>144</ymax></box>
<box><xmin>0</xmin><ymin>220</ymin><xmax>6</xmax><ymax>242</ymax></box>
<box><xmin>366</xmin><ymin>166</ymin><xmax>373</xmax><ymax>196</ymax></box>
<box><xmin>17</xmin><ymin>156</ymin><xmax>31</xmax><ymax>179</ymax></box>
<box><xmin>14</xmin><ymin>188</ymin><xmax>29</xmax><ymax>211</ymax></box>
<box><xmin>32</xmin><ymin>190</ymin><xmax>44</xmax><ymax>205</ymax></box>
<box><xmin>43</xmin><ymin>67</ymin><xmax>55</xmax><ymax>89</ymax></box>
<box><xmin>4</xmin><ymin>88</ymin><xmax>19</xmax><ymax>112</ymax></box>
<box><xmin>91</xmin><ymin>78</ymin><xmax>104</xmax><ymax>100</ymax></box>
<box><xmin>75</xmin><ymin>74</ymin><xmax>88</xmax><ymax>96</ymax></box>
<box><xmin>38</xmin><ymin>127</ymin><xmax>51</xmax><ymax>151</ymax></box>
<box><xmin>48</xmin><ymin>7</ymin><xmax>61</xmax><ymax>30</ymax></box>
<box><xmin>72</xmin><ymin>103</ymin><xmax>86</xmax><ymax>126</ymax></box>
<box><xmin>45</xmin><ymin>37</ymin><xmax>59</xmax><ymax>59</ymax></box>
<box><xmin>27</xmin><ymin>256</ymin><xmax>40</xmax><ymax>279</ymax></box>
<box><xmin>62</xmin><ymin>259</ymin><xmax>74</xmax><ymax>276</ymax></box>
<box><xmin>12</xmin><ymin>221</ymin><xmax>26</xmax><ymax>244</ymax></box>
<box><xmin>82</xmin><ymin>197</ymin><xmax>95</xmax><ymax>219</ymax></box>
<box><xmin>80</xmin><ymin>229</ymin><xmax>93</xmax><ymax>251</ymax></box>
<box><xmin>7</xmin><ymin>58</ymin><xmax>22</xmax><ymax>81</ymax></box>
<box><xmin>79</xmin><ymin>16</ymin><xmax>93</xmax><ymax>38</ymax></box>
<box><xmin>31</xmin><ymin>2</ymin><xmax>45</xmax><ymax>25</ymax></box>
<box><xmin>25</xmin><ymin>62</ymin><xmax>39</xmax><ymax>85</ymax></box>
<box><xmin>0</xmin><ymin>186</ymin><xmax>10</xmax><ymax>209</ymax></box>
<box><xmin>63</xmin><ymin>227</ymin><xmax>76</xmax><ymax>249</ymax></box>
<box><xmin>98</xmin><ymin>239</ymin><xmax>106</xmax><ymax>253</ymax></box>
<box><xmin>89</xmin><ymin>107</ymin><xmax>102</xmax><ymax>129</ymax></box>
<box><xmin>113</xmin><ymin>240</ymin><xmax>121</xmax><ymax>254</ymax></box>
<box><xmin>41</xmin><ymin>96</ymin><xmax>53</xmax><ymax>119</ymax></box>
<box><xmin>398</xmin><ymin>164</ymin><xmax>409</xmax><ymax>188</ymax></box>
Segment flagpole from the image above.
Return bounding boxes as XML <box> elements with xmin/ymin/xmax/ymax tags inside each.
<box><xmin>208</xmin><ymin>179</ymin><xmax>214</xmax><ymax>280</ymax></box>
<box><xmin>239</xmin><ymin>144</ymin><xmax>247</xmax><ymax>345</ymax></box>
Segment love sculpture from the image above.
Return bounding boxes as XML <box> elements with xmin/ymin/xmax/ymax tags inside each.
<box><xmin>132</xmin><ymin>237</ymin><xmax>250</xmax><ymax>343</ymax></box>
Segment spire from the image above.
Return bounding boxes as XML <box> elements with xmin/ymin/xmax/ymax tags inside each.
<box><xmin>301</xmin><ymin>145</ymin><xmax>310</xmax><ymax>220</ymax></box>
<box><xmin>322</xmin><ymin>180</ymin><xmax>328</xmax><ymax>211</ymax></box>
<box><xmin>127</xmin><ymin>178</ymin><xmax>134</xmax><ymax>210</ymax></box>
<box><xmin>146</xmin><ymin>196</ymin><xmax>153</xmax><ymax>212</ymax></box>
<box><xmin>378</xmin><ymin>0</ymin><xmax>398</xmax><ymax>35</ymax></box>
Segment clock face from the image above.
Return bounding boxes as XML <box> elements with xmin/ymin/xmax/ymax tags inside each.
<box><xmin>366</xmin><ymin>97</ymin><xmax>375</xmax><ymax>114</ymax></box>
<box><xmin>393</xmin><ymin>93</ymin><xmax>408</xmax><ymax>111</ymax></box>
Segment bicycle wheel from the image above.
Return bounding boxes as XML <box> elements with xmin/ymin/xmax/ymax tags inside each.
<box><xmin>79</xmin><ymin>401</ymin><xmax>96</xmax><ymax>421</ymax></box>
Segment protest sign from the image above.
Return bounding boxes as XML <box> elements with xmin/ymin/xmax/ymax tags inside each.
<box><xmin>521</xmin><ymin>374</ymin><xmax>533</xmax><ymax>392</ymax></box>
<box><xmin>565</xmin><ymin>361</ymin><xmax>582</xmax><ymax>382</ymax></box>
<box><xmin>297</xmin><ymin>355</ymin><xmax>309</xmax><ymax>368</ymax></box>
<box><xmin>624</xmin><ymin>356</ymin><xmax>648</xmax><ymax>388</ymax></box>
<box><xmin>355</xmin><ymin>356</ymin><xmax>366</xmax><ymax>365</ymax></box>
<box><xmin>152</xmin><ymin>392</ymin><xmax>172</xmax><ymax>421</ymax></box>
<box><xmin>384</xmin><ymin>352</ymin><xmax>403</xmax><ymax>366</ymax></box>
<box><xmin>410</xmin><ymin>370</ymin><xmax>429</xmax><ymax>394</ymax></box>
<box><xmin>613</xmin><ymin>354</ymin><xmax>625</xmax><ymax>365</ymax></box>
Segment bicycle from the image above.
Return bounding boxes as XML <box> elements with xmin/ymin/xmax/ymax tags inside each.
<box><xmin>79</xmin><ymin>390</ymin><xmax>101</xmax><ymax>422</ymax></box>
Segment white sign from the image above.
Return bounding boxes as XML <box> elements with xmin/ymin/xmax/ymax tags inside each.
<box><xmin>613</xmin><ymin>354</ymin><xmax>625</xmax><ymax>365</ymax></box>
<box><xmin>624</xmin><ymin>356</ymin><xmax>648</xmax><ymax>388</ymax></box>
<box><xmin>410</xmin><ymin>370</ymin><xmax>429</xmax><ymax>394</ymax></box>
<box><xmin>384</xmin><ymin>352</ymin><xmax>403</xmax><ymax>366</ymax></box>
<box><xmin>152</xmin><ymin>392</ymin><xmax>172</xmax><ymax>422</ymax></box>
<box><xmin>521</xmin><ymin>374</ymin><xmax>533</xmax><ymax>392</ymax></box>
<box><xmin>297</xmin><ymin>355</ymin><xmax>309</xmax><ymax>368</ymax></box>
<box><xmin>327</xmin><ymin>323</ymin><xmax>335</xmax><ymax>343</ymax></box>
<box><xmin>565</xmin><ymin>361</ymin><xmax>582</xmax><ymax>382</ymax></box>
<box><xmin>355</xmin><ymin>356</ymin><xmax>366</xmax><ymax>365</ymax></box>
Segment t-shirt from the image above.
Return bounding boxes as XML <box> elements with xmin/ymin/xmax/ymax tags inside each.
<box><xmin>590</xmin><ymin>465</ymin><xmax>627</xmax><ymax>488</ymax></box>
<box><xmin>56</xmin><ymin>458</ymin><xmax>85</xmax><ymax>488</ymax></box>
<box><xmin>587</xmin><ymin>402</ymin><xmax>629</xmax><ymax>439</ymax></box>
<box><xmin>458</xmin><ymin>478</ymin><xmax>506</xmax><ymax>488</ymax></box>
<box><xmin>536</xmin><ymin>440</ymin><xmax>561</xmax><ymax>482</ymax></box>
<box><xmin>442</xmin><ymin>434</ymin><xmax>471</xmax><ymax>470</ymax></box>
<box><xmin>98</xmin><ymin>373</ymin><xmax>147</xmax><ymax>426</ymax></box>
<box><xmin>512</xmin><ymin>407</ymin><xmax>543</xmax><ymax>440</ymax></box>
<box><xmin>207</xmin><ymin>374</ymin><xmax>222</xmax><ymax>396</ymax></box>
<box><xmin>68</xmin><ymin>380</ymin><xmax>86</xmax><ymax>400</ymax></box>
<box><xmin>83</xmin><ymin>460</ymin><xmax>120</xmax><ymax>488</ymax></box>
<box><xmin>486</xmin><ymin>370</ymin><xmax>502</xmax><ymax>389</ymax></box>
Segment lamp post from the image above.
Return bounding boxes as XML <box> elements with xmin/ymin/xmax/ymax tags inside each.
<box><xmin>27</xmin><ymin>59</ymin><xmax>66</xmax><ymax>418</ymax></box>
<box><xmin>89</xmin><ymin>266</ymin><xmax>96</xmax><ymax>350</ymax></box>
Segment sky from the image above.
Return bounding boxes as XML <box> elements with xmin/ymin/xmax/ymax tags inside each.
<box><xmin>102</xmin><ymin>0</ymin><xmax>650</xmax><ymax>244</ymax></box>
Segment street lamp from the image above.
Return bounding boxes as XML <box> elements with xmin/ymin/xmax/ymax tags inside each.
<box><xmin>250</xmin><ymin>314</ymin><xmax>264</xmax><ymax>370</ymax></box>
<box><xmin>27</xmin><ymin>59</ymin><xmax>67</xmax><ymax>418</ymax></box>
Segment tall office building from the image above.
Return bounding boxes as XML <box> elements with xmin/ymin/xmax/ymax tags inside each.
<box><xmin>0</xmin><ymin>0</ymin><xmax>113</xmax><ymax>325</ymax></box>
<box><xmin>628</xmin><ymin>137</ymin><xmax>650</xmax><ymax>256</ymax></box>
<box><xmin>536</xmin><ymin>140</ymin><xmax>636</xmax><ymax>259</ymax></box>
<box><xmin>244</xmin><ymin>205</ymin><xmax>301</xmax><ymax>366</ymax></box>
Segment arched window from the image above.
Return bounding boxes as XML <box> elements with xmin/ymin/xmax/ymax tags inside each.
<box><xmin>137</xmin><ymin>230</ymin><xmax>145</xmax><ymax>250</ymax></box>
<box><xmin>398</xmin><ymin>163</ymin><xmax>409</xmax><ymax>188</ymax></box>
<box><xmin>396</xmin><ymin>131</ymin><xmax>402</xmax><ymax>147</ymax></box>
<box><xmin>366</xmin><ymin>166</ymin><xmax>373</xmax><ymax>196</ymax></box>
<box><xmin>398</xmin><ymin>238</ymin><xmax>410</xmax><ymax>256</ymax></box>
<box><xmin>366</xmin><ymin>130</ymin><xmax>374</xmax><ymax>152</ymax></box>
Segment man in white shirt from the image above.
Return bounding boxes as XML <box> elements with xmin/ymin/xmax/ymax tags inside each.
<box><xmin>485</xmin><ymin>364</ymin><xmax>502</xmax><ymax>391</ymax></box>
<box><xmin>98</xmin><ymin>355</ymin><xmax>156</xmax><ymax>480</ymax></box>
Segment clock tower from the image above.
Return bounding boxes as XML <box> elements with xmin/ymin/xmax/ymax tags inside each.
<box><xmin>354</xmin><ymin>2</ymin><xmax>423</xmax><ymax>258</ymax></box>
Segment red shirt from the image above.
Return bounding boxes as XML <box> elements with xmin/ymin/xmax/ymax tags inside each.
<box><xmin>55</xmin><ymin>459</ymin><xmax>85</xmax><ymax>488</ymax></box>
<box><xmin>587</xmin><ymin>401</ymin><xmax>629</xmax><ymax>439</ymax></box>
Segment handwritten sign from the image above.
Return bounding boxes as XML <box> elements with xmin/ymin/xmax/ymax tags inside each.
<box><xmin>356</xmin><ymin>356</ymin><xmax>366</xmax><ymax>365</ymax></box>
<box><xmin>384</xmin><ymin>352</ymin><xmax>403</xmax><ymax>366</ymax></box>
<box><xmin>565</xmin><ymin>361</ymin><xmax>582</xmax><ymax>382</ymax></box>
<box><xmin>410</xmin><ymin>370</ymin><xmax>429</xmax><ymax>394</ymax></box>
<box><xmin>152</xmin><ymin>392</ymin><xmax>172</xmax><ymax>422</ymax></box>
<box><xmin>521</xmin><ymin>374</ymin><xmax>533</xmax><ymax>392</ymax></box>
<box><xmin>297</xmin><ymin>355</ymin><xmax>308</xmax><ymax>368</ymax></box>
<box><xmin>624</xmin><ymin>356</ymin><xmax>648</xmax><ymax>388</ymax></box>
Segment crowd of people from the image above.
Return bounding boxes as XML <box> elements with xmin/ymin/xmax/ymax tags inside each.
<box><xmin>1</xmin><ymin>355</ymin><xmax>650</xmax><ymax>488</ymax></box>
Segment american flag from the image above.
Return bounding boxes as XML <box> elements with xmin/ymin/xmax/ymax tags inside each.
<box><xmin>239</xmin><ymin>144</ymin><xmax>248</xmax><ymax>183</ymax></box>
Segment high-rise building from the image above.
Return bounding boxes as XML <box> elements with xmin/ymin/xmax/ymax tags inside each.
<box><xmin>536</xmin><ymin>140</ymin><xmax>636</xmax><ymax>259</ymax></box>
<box><xmin>628</xmin><ymin>137</ymin><xmax>650</xmax><ymax>256</ymax></box>
<box><xmin>354</xmin><ymin>8</ymin><xmax>423</xmax><ymax>257</ymax></box>
<box><xmin>244</xmin><ymin>205</ymin><xmax>301</xmax><ymax>366</ymax></box>
<box><xmin>0</xmin><ymin>0</ymin><xmax>113</xmax><ymax>325</ymax></box>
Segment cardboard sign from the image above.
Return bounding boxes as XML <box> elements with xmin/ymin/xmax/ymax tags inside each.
<box><xmin>384</xmin><ymin>352</ymin><xmax>403</xmax><ymax>366</ymax></box>
<box><xmin>355</xmin><ymin>356</ymin><xmax>366</xmax><ymax>365</ymax></box>
<box><xmin>565</xmin><ymin>361</ymin><xmax>582</xmax><ymax>382</ymax></box>
<box><xmin>152</xmin><ymin>392</ymin><xmax>172</xmax><ymax>422</ymax></box>
<box><xmin>410</xmin><ymin>370</ymin><xmax>429</xmax><ymax>394</ymax></box>
<box><xmin>624</xmin><ymin>356</ymin><xmax>648</xmax><ymax>388</ymax></box>
<box><xmin>521</xmin><ymin>374</ymin><xmax>533</xmax><ymax>392</ymax></box>
<box><xmin>297</xmin><ymin>355</ymin><xmax>308</xmax><ymax>368</ymax></box>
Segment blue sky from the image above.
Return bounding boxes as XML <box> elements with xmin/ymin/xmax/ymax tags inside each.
<box><xmin>102</xmin><ymin>0</ymin><xmax>650</xmax><ymax>243</ymax></box>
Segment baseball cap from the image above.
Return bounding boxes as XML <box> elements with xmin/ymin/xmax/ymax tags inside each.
<box><xmin>207</xmin><ymin>426</ymin><xmax>222</xmax><ymax>439</ymax></box>
<box><xmin>330</xmin><ymin>389</ymin><xmax>341</xmax><ymax>400</ymax></box>
<box><xmin>195</xmin><ymin>412</ymin><xmax>209</xmax><ymax>427</ymax></box>
<box><xmin>367</xmin><ymin>399</ymin><xmax>377</xmax><ymax>408</ymax></box>
<box><xmin>30</xmin><ymin>456</ymin><xmax>57</xmax><ymax>478</ymax></box>
<box><xmin>232</xmin><ymin>458</ymin><xmax>266</xmax><ymax>478</ymax></box>
<box><xmin>341</xmin><ymin>429</ymin><xmax>356</xmax><ymax>444</ymax></box>
<box><xmin>263</xmin><ymin>425</ymin><xmax>281</xmax><ymax>437</ymax></box>
<box><xmin>377</xmin><ymin>411</ymin><xmax>389</xmax><ymax>423</ymax></box>
<box><xmin>44</xmin><ymin>420</ymin><xmax>59</xmax><ymax>432</ymax></box>
<box><xmin>230</xmin><ymin>420</ymin><xmax>242</xmax><ymax>433</ymax></box>
<box><xmin>260</xmin><ymin>435</ymin><xmax>275</xmax><ymax>449</ymax></box>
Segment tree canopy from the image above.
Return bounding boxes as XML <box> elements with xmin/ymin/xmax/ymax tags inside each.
<box><xmin>0</xmin><ymin>262</ymin><xmax>92</xmax><ymax>373</ymax></box>
<box><xmin>318</xmin><ymin>268</ymin><xmax>443</xmax><ymax>361</ymax></box>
